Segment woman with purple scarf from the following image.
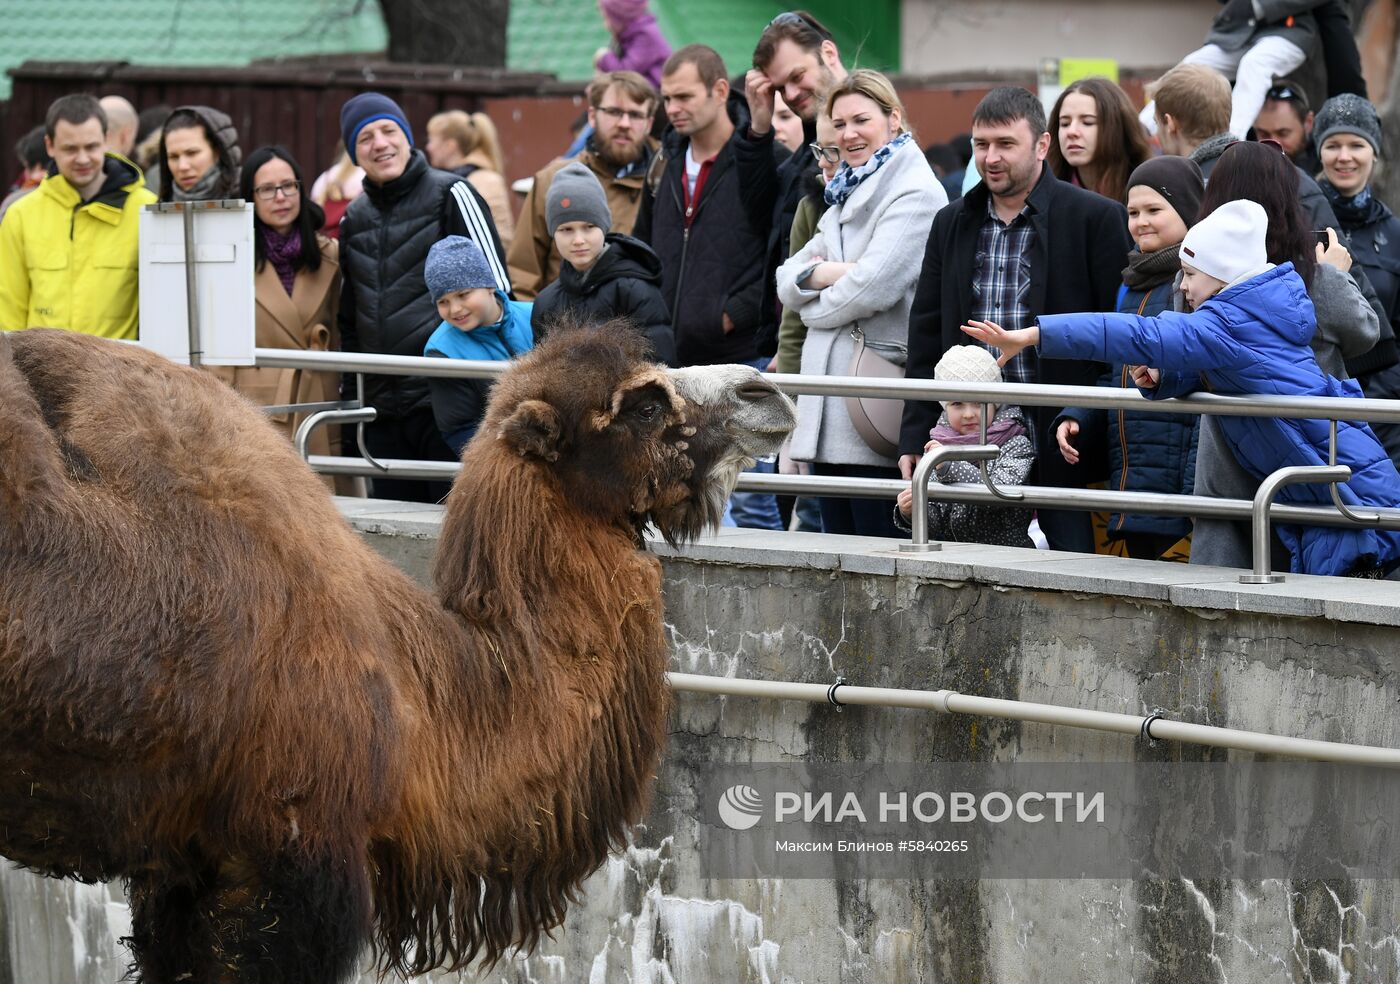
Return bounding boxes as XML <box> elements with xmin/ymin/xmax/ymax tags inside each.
<box><xmin>894</xmin><ymin>345</ymin><xmax>1036</xmax><ymax>547</ymax></box>
<box><xmin>211</xmin><ymin>145</ymin><xmax>358</xmax><ymax>494</ymax></box>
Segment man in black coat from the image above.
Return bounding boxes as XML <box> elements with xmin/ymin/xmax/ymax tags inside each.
<box><xmin>733</xmin><ymin>11</ymin><xmax>847</xmax><ymax>360</ymax></box>
<box><xmin>899</xmin><ymin>87</ymin><xmax>1131</xmax><ymax>553</ymax></box>
<box><xmin>635</xmin><ymin>44</ymin><xmax>785</xmax><ymax>368</ymax></box>
<box><xmin>337</xmin><ymin>92</ymin><xmax>508</xmax><ymax>502</ymax></box>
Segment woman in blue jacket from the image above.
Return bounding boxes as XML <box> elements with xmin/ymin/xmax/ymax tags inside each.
<box><xmin>964</xmin><ymin>199</ymin><xmax>1400</xmax><ymax>579</ymax></box>
<box><xmin>1054</xmin><ymin>157</ymin><xmax>1203</xmax><ymax>560</ymax></box>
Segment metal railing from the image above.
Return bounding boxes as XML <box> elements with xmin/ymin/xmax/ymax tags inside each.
<box><xmin>256</xmin><ymin>349</ymin><xmax>1400</xmax><ymax>584</ymax></box>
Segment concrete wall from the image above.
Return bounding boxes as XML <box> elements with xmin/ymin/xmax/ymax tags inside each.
<box><xmin>5</xmin><ymin>500</ymin><xmax>1400</xmax><ymax>982</ymax></box>
<box><xmin>902</xmin><ymin>0</ymin><xmax>1216</xmax><ymax>77</ymax></box>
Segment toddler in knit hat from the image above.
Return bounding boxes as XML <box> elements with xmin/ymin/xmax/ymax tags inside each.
<box><xmin>894</xmin><ymin>345</ymin><xmax>1035</xmax><ymax>547</ymax></box>
<box><xmin>961</xmin><ymin>199</ymin><xmax>1400</xmax><ymax>578</ymax></box>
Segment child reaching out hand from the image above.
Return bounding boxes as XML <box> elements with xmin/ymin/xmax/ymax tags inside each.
<box><xmin>961</xmin><ymin>199</ymin><xmax>1400</xmax><ymax>578</ymax></box>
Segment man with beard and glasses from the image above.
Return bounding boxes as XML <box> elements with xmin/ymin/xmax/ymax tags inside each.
<box><xmin>735</xmin><ymin>10</ymin><xmax>847</xmax><ymax>362</ymax></box>
<box><xmin>508</xmin><ymin>71</ymin><xmax>660</xmax><ymax>299</ymax></box>
<box><xmin>899</xmin><ymin>87</ymin><xmax>1131</xmax><ymax>554</ymax></box>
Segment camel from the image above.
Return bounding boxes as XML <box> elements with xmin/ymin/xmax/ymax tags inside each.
<box><xmin>0</xmin><ymin>324</ymin><xmax>795</xmax><ymax>982</ymax></box>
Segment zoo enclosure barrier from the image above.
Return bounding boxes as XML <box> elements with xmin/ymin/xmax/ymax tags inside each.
<box><xmin>253</xmin><ymin>348</ymin><xmax>1400</xmax><ymax>585</ymax></box>
<box><xmin>257</xmin><ymin>348</ymin><xmax>1400</xmax><ymax>766</ymax></box>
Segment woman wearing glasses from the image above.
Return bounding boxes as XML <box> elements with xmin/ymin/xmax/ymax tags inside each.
<box><xmin>776</xmin><ymin>70</ymin><xmax>948</xmax><ymax>538</ymax></box>
<box><xmin>211</xmin><ymin>146</ymin><xmax>358</xmax><ymax>494</ymax></box>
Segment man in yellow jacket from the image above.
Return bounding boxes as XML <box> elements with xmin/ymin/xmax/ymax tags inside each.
<box><xmin>0</xmin><ymin>93</ymin><xmax>156</xmax><ymax>339</ymax></box>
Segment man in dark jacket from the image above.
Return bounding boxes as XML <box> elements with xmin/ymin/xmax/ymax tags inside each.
<box><xmin>337</xmin><ymin>92</ymin><xmax>509</xmax><ymax>502</ymax></box>
<box><xmin>899</xmin><ymin>87</ymin><xmax>1131</xmax><ymax>554</ymax></box>
<box><xmin>635</xmin><ymin>44</ymin><xmax>784</xmax><ymax>368</ymax></box>
<box><xmin>734</xmin><ymin>11</ymin><xmax>847</xmax><ymax>359</ymax></box>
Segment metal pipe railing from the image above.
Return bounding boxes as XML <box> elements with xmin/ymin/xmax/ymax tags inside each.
<box><xmin>667</xmin><ymin>672</ymin><xmax>1400</xmax><ymax>767</ymax></box>
<box><xmin>252</xmin><ymin>349</ymin><xmax>1400</xmax><ymax>425</ymax></box>
<box><xmin>901</xmin><ymin>444</ymin><xmax>999</xmax><ymax>552</ymax></box>
<box><xmin>1239</xmin><ymin>465</ymin><xmax>1352</xmax><ymax>584</ymax></box>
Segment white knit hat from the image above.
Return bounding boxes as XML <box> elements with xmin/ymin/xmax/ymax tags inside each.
<box><xmin>934</xmin><ymin>345</ymin><xmax>1002</xmax><ymax>405</ymax></box>
<box><xmin>1180</xmin><ymin>199</ymin><xmax>1273</xmax><ymax>287</ymax></box>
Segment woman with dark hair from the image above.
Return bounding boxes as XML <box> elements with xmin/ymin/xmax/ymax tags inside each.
<box><xmin>157</xmin><ymin>105</ymin><xmax>242</xmax><ymax>202</ymax></box>
<box><xmin>1158</xmin><ymin>138</ymin><xmax>1378</xmax><ymax>570</ymax></box>
<box><xmin>211</xmin><ymin>145</ymin><xmax>357</xmax><ymax>495</ymax></box>
<box><xmin>1047</xmin><ymin>77</ymin><xmax>1151</xmax><ymax>203</ymax></box>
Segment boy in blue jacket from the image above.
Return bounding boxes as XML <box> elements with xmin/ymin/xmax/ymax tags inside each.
<box><xmin>962</xmin><ymin>198</ymin><xmax>1400</xmax><ymax>578</ymax></box>
<box><xmin>423</xmin><ymin>235</ymin><xmax>534</xmax><ymax>455</ymax></box>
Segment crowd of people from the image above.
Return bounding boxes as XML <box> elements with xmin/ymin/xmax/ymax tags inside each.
<box><xmin>5</xmin><ymin>4</ymin><xmax>1400</xmax><ymax>579</ymax></box>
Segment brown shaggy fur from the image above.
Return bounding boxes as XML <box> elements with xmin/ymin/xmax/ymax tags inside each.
<box><xmin>0</xmin><ymin>325</ymin><xmax>793</xmax><ymax>981</ymax></box>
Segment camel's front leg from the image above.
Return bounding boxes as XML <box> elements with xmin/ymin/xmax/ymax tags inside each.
<box><xmin>126</xmin><ymin>851</ymin><xmax>372</xmax><ymax>984</ymax></box>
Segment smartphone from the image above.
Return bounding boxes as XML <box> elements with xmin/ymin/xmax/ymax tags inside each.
<box><xmin>1315</xmin><ymin>229</ymin><xmax>1332</xmax><ymax>247</ymax></box>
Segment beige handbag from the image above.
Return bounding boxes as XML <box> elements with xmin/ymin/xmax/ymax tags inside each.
<box><xmin>844</xmin><ymin>325</ymin><xmax>906</xmax><ymax>458</ymax></box>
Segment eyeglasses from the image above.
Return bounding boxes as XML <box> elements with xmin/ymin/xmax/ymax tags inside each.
<box><xmin>1258</xmin><ymin>138</ymin><xmax>1287</xmax><ymax>155</ymax></box>
<box><xmin>768</xmin><ymin>10</ymin><xmax>833</xmax><ymax>41</ymax></box>
<box><xmin>596</xmin><ymin>106</ymin><xmax>651</xmax><ymax>124</ymax></box>
<box><xmin>253</xmin><ymin>180</ymin><xmax>300</xmax><ymax>201</ymax></box>
<box><xmin>809</xmin><ymin>142</ymin><xmax>840</xmax><ymax>164</ymax></box>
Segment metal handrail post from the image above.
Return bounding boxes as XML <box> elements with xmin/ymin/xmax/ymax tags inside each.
<box><xmin>1239</xmin><ymin>465</ymin><xmax>1352</xmax><ymax>584</ymax></box>
<box><xmin>294</xmin><ymin>407</ymin><xmax>377</xmax><ymax>462</ymax></box>
<box><xmin>899</xmin><ymin>444</ymin><xmax>999</xmax><ymax>552</ymax></box>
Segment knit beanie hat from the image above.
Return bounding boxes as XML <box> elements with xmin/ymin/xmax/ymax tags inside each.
<box><xmin>1126</xmin><ymin>155</ymin><xmax>1205</xmax><ymax>227</ymax></box>
<box><xmin>1181</xmin><ymin>199</ymin><xmax>1272</xmax><ymax>287</ymax></box>
<box><xmin>934</xmin><ymin>345</ymin><xmax>1002</xmax><ymax>404</ymax></box>
<box><xmin>600</xmin><ymin>0</ymin><xmax>649</xmax><ymax>25</ymax></box>
<box><xmin>340</xmin><ymin>92</ymin><xmax>413</xmax><ymax>164</ymax></box>
<box><xmin>425</xmin><ymin>236</ymin><xmax>497</xmax><ymax>301</ymax></box>
<box><xmin>1313</xmin><ymin>93</ymin><xmax>1382</xmax><ymax>158</ymax></box>
<box><xmin>546</xmin><ymin>162</ymin><xmax>612</xmax><ymax>235</ymax></box>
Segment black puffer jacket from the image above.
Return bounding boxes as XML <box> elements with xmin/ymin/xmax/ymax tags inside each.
<box><xmin>635</xmin><ymin>91</ymin><xmax>784</xmax><ymax>366</ymax></box>
<box><xmin>532</xmin><ymin>233</ymin><xmax>675</xmax><ymax>364</ymax></box>
<box><xmin>338</xmin><ymin>150</ymin><xmax>508</xmax><ymax>419</ymax></box>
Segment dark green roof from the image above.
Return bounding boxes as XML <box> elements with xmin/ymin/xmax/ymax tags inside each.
<box><xmin>1</xmin><ymin>0</ymin><xmax>386</xmax><ymax>99</ymax></box>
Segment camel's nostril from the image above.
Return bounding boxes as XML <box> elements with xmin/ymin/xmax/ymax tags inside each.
<box><xmin>736</xmin><ymin>380</ymin><xmax>778</xmax><ymax>403</ymax></box>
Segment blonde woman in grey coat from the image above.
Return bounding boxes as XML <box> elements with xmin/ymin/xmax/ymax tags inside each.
<box><xmin>776</xmin><ymin>70</ymin><xmax>948</xmax><ymax>537</ymax></box>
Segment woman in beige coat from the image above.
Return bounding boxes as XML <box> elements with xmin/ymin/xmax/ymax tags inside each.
<box><xmin>220</xmin><ymin>145</ymin><xmax>361</xmax><ymax>495</ymax></box>
<box><xmin>426</xmin><ymin>110</ymin><xmax>516</xmax><ymax>252</ymax></box>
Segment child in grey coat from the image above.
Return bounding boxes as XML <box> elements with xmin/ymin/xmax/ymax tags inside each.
<box><xmin>895</xmin><ymin>345</ymin><xmax>1036</xmax><ymax>547</ymax></box>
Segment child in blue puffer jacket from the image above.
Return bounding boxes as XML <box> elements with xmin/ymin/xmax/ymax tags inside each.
<box><xmin>962</xmin><ymin>198</ymin><xmax>1400</xmax><ymax>578</ymax></box>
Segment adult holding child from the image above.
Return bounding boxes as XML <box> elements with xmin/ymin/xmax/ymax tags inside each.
<box><xmin>1054</xmin><ymin>157</ymin><xmax>1204</xmax><ymax>560</ymax></box>
<box><xmin>1312</xmin><ymin>93</ymin><xmax>1400</xmax><ymax>466</ymax></box>
<box><xmin>965</xmin><ymin>198</ymin><xmax>1400</xmax><ymax>578</ymax></box>
<box><xmin>776</xmin><ymin>70</ymin><xmax>948</xmax><ymax>538</ymax></box>
<box><xmin>1162</xmin><ymin>140</ymin><xmax>1379</xmax><ymax>569</ymax></box>
<box><xmin>1046</xmin><ymin>77</ymin><xmax>1150</xmax><ymax>204</ymax></box>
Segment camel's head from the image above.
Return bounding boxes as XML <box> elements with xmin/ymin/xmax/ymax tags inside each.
<box><xmin>482</xmin><ymin>323</ymin><xmax>795</xmax><ymax>544</ymax></box>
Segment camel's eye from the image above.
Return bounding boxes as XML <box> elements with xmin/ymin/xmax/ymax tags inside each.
<box><xmin>636</xmin><ymin>401</ymin><xmax>662</xmax><ymax>422</ymax></box>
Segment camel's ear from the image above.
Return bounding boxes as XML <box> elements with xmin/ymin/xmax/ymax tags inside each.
<box><xmin>498</xmin><ymin>399</ymin><xmax>563</xmax><ymax>461</ymax></box>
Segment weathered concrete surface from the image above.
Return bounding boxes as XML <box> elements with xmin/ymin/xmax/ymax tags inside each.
<box><xmin>4</xmin><ymin>500</ymin><xmax>1400</xmax><ymax>982</ymax></box>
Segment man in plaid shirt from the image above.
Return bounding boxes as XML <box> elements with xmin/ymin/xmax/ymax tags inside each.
<box><xmin>899</xmin><ymin>87</ymin><xmax>1132</xmax><ymax>553</ymax></box>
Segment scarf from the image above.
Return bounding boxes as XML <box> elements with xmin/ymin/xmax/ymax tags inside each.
<box><xmin>1188</xmin><ymin>132</ymin><xmax>1237</xmax><ymax>169</ymax></box>
<box><xmin>169</xmin><ymin>165</ymin><xmax>226</xmax><ymax>203</ymax></box>
<box><xmin>1121</xmin><ymin>244</ymin><xmax>1183</xmax><ymax>290</ymax></box>
<box><xmin>1320</xmin><ymin>179</ymin><xmax>1388</xmax><ymax>230</ymax></box>
<box><xmin>262</xmin><ymin>227</ymin><xmax>302</xmax><ymax>296</ymax></box>
<box><xmin>929</xmin><ymin>407</ymin><xmax>1028</xmax><ymax>447</ymax></box>
<box><xmin>824</xmin><ymin>131</ymin><xmax>913</xmax><ymax>206</ymax></box>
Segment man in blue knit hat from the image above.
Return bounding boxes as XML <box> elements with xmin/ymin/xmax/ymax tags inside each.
<box><xmin>337</xmin><ymin>91</ymin><xmax>511</xmax><ymax>502</ymax></box>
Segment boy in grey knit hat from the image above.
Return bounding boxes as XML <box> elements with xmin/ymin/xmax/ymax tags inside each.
<box><xmin>532</xmin><ymin>162</ymin><xmax>675</xmax><ymax>363</ymax></box>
